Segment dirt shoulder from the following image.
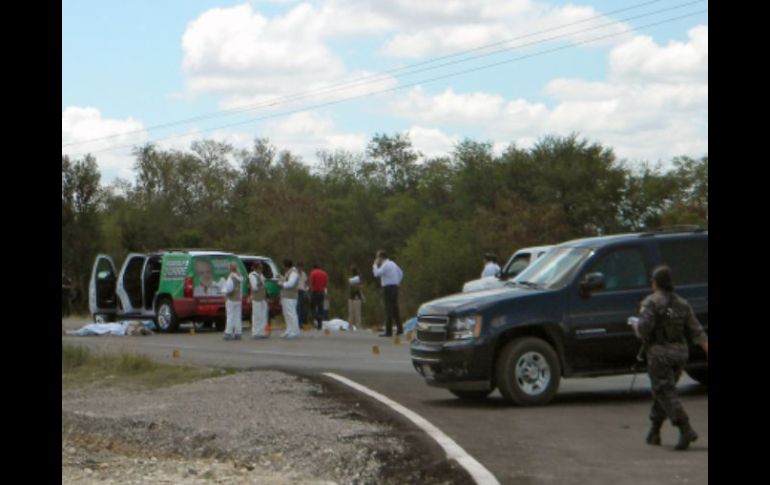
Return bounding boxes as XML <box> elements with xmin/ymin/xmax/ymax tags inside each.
<box><xmin>62</xmin><ymin>369</ymin><xmax>470</xmax><ymax>484</ymax></box>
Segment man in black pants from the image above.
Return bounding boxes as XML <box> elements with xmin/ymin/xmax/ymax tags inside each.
<box><xmin>372</xmin><ymin>250</ymin><xmax>404</xmax><ymax>337</ymax></box>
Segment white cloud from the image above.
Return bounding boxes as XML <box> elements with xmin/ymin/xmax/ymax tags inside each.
<box><xmin>386</xmin><ymin>26</ymin><xmax>708</xmax><ymax>163</ymax></box>
<box><xmin>181</xmin><ymin>0</ymin><xmax>633</xmax><ymax>107</ymax></box>
<box><xmin>405</xmin><ymin>126</ymin><xmax>459</xmax><ymax>159</ymax></box>
<box><xmin>262</xmin><ymin>112</ymin><xmax>368</xmax><ymax>165</ymax></box>
<box><xmin>61</xmin><ymin>106</ymin><xmax>148</xmax><ymax>182</ymax></box>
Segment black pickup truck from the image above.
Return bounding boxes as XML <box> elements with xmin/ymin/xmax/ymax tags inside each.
<box><xmin>410</xmin><ymin>228</ymin><xmax>708</xmax><ymax>405</ymax></box>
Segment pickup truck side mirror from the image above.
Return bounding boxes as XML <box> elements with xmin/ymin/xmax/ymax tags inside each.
<box><xmin>579</xmin><ymin>272</ymin><xmax>605</xmax><ymax>297</ymax></box>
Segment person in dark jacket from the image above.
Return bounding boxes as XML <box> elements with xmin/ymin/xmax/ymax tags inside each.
<box><xmin>631</xmin><ymin>265</ymin><xmax>708</xmax><ymax>450</ymax></box>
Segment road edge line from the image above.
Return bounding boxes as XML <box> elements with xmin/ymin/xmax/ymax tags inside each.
<box><xmin>322</xmin><ymin>372</ymin><xmax>500</xmax><ymax>485</ymax></box>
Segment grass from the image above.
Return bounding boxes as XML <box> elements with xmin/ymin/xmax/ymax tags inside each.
<box><xmin>62</xmin><ymin>343</ymin><xmax>236</xmax><ymax>390</ymax></box>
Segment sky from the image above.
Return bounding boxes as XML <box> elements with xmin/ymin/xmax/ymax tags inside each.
<box><xmin>62</xmin><ymin>0</ymin><xmax>708</xmax><ymax>184</ymax></box>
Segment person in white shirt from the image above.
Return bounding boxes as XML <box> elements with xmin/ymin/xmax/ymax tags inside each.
<box><xmin>223</xmin><ymin>263</ymin><xmax>243</xmax><ymax>340</ymax></box>
<box><xmin>481</xmin><ymin>253</ymin><xmax>501</xmax><ymax>278</ymax></box>
<box><xmin>372</xmin><ymin>250</ymin><xmax>404</xmax><ymax>337</ymax></box>
<box><xmin>278</xmin><ymin>259</ymin><xmax>301</xmax><ymax>339</ymax></box>
<box><xmin>249</xmin><ymin>262</ymin><xmax>269</xmax><ymax>339</ymax></box>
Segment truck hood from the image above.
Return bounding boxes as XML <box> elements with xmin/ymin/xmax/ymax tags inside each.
<box><xmin>418</xmin><ymin>286</ymin><xmax>535</xmax><ymax>316</ymax></box>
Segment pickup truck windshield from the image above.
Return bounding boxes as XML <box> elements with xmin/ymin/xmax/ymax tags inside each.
<box><xmin>512</xmin><ymin>247</ymin><xmax>592</xmax><ymax>290</ymax></box>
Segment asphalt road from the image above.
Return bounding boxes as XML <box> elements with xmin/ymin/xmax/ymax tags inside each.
<box><xmin>62</xmin><ymin>317</ymin><xmax>708</xmax><ymax>484</ymax></box>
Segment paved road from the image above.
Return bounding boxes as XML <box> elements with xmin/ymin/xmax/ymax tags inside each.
<box><xmin>63</xmin><ymin>318</ymin><xmax>708</xmax><ymax>484</ymax></box>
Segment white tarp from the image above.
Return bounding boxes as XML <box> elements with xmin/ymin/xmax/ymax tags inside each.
<box><xmin>67</xmin><ymin>321</ymin><xmax>155</xmax><ymax>337</ymax></box>
<box><xmin>322</xmin><ymin>319</ymin><xmax>356</xmax><ymax>331</ymax></box>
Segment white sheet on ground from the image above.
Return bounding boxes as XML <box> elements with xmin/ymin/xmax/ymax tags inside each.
<box><xmin>322</xmin><ymin>319</ymin><xmax>356</xmax><ymax>331</ymax></box>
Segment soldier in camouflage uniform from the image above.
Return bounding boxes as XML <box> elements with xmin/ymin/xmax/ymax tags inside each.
<box><xmin>631</xmin><ymin>266</ymin><xmax>708</xmax><ymax>450</ymax></box>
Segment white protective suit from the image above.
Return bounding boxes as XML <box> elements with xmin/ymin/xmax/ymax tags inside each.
<box><xmin>224</xmin><ymin>271</ymin><xmax>243</xmax><ymax>338</ymax></box>
<box><xmin>280</xmin><ymin>268</ymin><xmax>301</xmax><ymax>338</ymax></box>
<box><xmin>249</xmin><ymin>271</ymin><xmax>269</xmax><ymax>338</ymax></box>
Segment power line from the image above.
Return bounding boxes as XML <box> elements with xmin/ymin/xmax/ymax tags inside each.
<box><xmin>63</xmin><ymin>0</ymin><xmax>692</xmax><ymax>148</ymax></box>
<box><xmin>66</xmin><ymin>8</ymin><xmax>707</xmax><ymax>158</ymax></box>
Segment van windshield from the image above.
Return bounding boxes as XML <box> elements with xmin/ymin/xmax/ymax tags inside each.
<box><xmin>511</xmin><ymin>247</ymin><xmax>592</xmax><ymax>290</ymax></box>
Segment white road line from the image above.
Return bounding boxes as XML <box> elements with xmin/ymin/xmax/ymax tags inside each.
<box><xmin>323</xmin><ymin>372</ymin><xmax>500</xmax><ymax>485</ymax></box>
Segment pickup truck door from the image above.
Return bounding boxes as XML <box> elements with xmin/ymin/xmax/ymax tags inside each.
<box><xmin>565</xmin><ymin>246</ymin><xmax>653</xmax><ymax>372</ymax></box>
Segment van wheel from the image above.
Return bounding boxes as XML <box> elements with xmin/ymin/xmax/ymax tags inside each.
<box><xmin>496</xmin><ymin>337</ymin><xmax>561</xmax><ymax>406</ymax></box>
<box><xmin>449</xmin><ymin>389</ymin><xmax>494</xmax><ymax>400</ymax></box>
<box><xmin>156</xmin><ymin>298</ymin><xmax>179</xmax><ymax>333</ymax></box>
<box><xmin>686</xmin><ymin>368</ymin><xmax>708</xmax><ymax>386</ymax></box>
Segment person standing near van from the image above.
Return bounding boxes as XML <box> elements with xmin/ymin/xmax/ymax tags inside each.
<box><xmin>296</xmin><ymin>262</ymin><xmax>309</xmax><ymax>329</ymax></box>
<box><xmin>278</xmin><ymin>259</ymin><xmax>301</xmax><ymax>338</ymax></box>
<box><xmin>631</xmin><ymin>265</ymin><xmax>709</xmax><ymax>450</ymax></box>
<box><xmin>372</xmin><ymin>250</ymin><xmax>403</xmax><ymax>337</ymax></box>
<box><xmin>62</xmin><ymin>271</ymin><xmax>74</xmax><ymax>318</ymax></box>
<box><xmin>223</xmin><ymin>262</ymin><xmax>244</xmax><ymax>340</ymax></box>
<box><xmin>348</xmin><ymin>266</ymin><xmax>364</xmax><ymax>329</ymax></box>
<box><xmin>309</xmin><ymin>263</ymin><xmax>328</xmax><ymax>330</ymax></box>
<box><xmin>249</xmin><ymin>262</ymin><xmax>269</xmax><ymax>339</ymax></box>
<box><xmin>481</xmin><ymin>253</ymin><xmax>501</xmax><ymax>278</ymax></box>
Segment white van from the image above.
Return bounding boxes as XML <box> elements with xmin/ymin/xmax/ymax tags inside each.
<box><xmin>462</xmin><ymin>245</ymin><xmax>552</xmax><ymax>292</ymax></box>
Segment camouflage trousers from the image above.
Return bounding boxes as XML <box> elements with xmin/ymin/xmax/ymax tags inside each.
<box><xmin>646</xmin><ymin>344</ymin><xmax>690</xmax><ymax>426</ymax></box>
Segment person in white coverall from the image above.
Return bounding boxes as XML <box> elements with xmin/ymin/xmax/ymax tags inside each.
<box><xmin>278</xmin><ymin>259</ymin><xmax>301</xmax><ymax>339</ymax></box>
<box><xmin>249</xmin><ymin>262</ymin><xmax>269</xmax><ymax>339</ymax></box>
<box><xmin>223</xmin><ymin>263</ymin><xmax>243</xmax><ymax>340</ymax></box>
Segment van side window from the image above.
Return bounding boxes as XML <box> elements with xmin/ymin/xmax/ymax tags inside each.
<box><xmin>588</xmin><ymin>249</ymin><xmax>648</xmax><ymax>292</ymax></box>
<box><xmin>659</xmin><ymin>239</ymin><xmax>708</xmax><ymax>285</ymax></box>
<box><xmin>262</xmin><ymin>263</ymin><xmax>274</xmax><ymax>279</ymax></box>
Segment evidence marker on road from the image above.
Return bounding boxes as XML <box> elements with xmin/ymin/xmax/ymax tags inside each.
<box><xmin>172</xmin><ymin>349</ymin><xmax>180</xmax><ymax>358</ymax></box>
<box><xmin>372</xmin><ymin>345</ymin><xmax>380</xmax><ymax>355</ymax></box>
<box><xmin>323</xmin><ymin>373</ymin><xmax>499</xmax><ymax>485</ymax></box>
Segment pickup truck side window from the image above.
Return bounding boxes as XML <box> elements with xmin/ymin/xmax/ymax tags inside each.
<box><xmin>588</xmin><ymin>248</ymin><xmax>648</xmax><ymax>292</ymax></box>
<box><xmin>659</xmin><ymin>239</ymin><xmax>707</xmax><ymax>285</ymax></box>
<box><xmin>503</xmin><ymin>254</ymin><xmax>531</xmax><ymax>277</ymax></box>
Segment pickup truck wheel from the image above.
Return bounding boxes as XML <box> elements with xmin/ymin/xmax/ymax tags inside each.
<box><xmin>155</xmin><ymin>298</ymin><xmax>179</xmax><ymax>333</ymax></box>
<box><xmin>449</xmin><ymin>389</ymin><xmax>494</xmax><ymax>400</ymax></box>
<box><xmin>685</xmin><ymin>368</ymin><xmax>708</xmax><ymax>386</ymax></box>
<box><xmin>496</xmin><ymin>337</ymin><xmax>561</xmax><ymax>406</ymax></box>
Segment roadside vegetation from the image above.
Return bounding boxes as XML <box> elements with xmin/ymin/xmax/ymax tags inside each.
<box><xmin>62</xmin><ymin>344</ymin><xmax>235</xmax><ymax>389</ymax></box>
<box><xmin>63</xmin><ymin>133</ymin><xmax>707</xmax><ymax>325</ymax></box>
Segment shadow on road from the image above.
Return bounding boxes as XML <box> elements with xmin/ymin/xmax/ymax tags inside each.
<box><xmin>421</xmin><ymin>384</ymin><xmax>707</xmax><ymax>410</ymax></box>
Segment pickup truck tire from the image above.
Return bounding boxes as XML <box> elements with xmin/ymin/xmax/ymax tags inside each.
<box><xmin>449</xmin><ymin>389</ymin><xmax>494</xmax><ymax>400</ymax></box>
<box><xmin>155</xmin><ymin>297</ymin><xmax>180</xmax><ymax>333</ymax></box>
<box><xmin>685</xmin><ymin>368</ymin><xmax>708</xmax><ymax>385</ymax></box>
<box><xmin>496</xmin><ymin>337</ymin><xmax>561</xmax><ymax>406</ymax></box>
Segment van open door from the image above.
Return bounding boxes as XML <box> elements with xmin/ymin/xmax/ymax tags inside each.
<box><xmin>88</xmin><ymin>254</ymin><xmax>118</xmax><ymax>322</ymax></box>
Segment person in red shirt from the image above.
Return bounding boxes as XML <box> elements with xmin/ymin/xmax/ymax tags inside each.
<box><xmin>309</xmin><ymin>263</ymin><xmax>328</xmax><ymax>330</ymax></box>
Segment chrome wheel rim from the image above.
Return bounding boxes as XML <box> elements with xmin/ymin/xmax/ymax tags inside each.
<box><xmin>158</xmin><ymin>304</ymin><xmax>172</xmax><ymax>330</ymax></box>
<box><xmin>515</xmin><ymin>351</ymin><xmax>551</xmax><ymax>396</ymax></box>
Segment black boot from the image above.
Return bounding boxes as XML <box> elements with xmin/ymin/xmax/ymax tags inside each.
<box><xmin>646</xmin><ymin>421</ymin><xmax>663</xmax><ymax>446</ymax></box>
<box><xmin>674</xmin><ymin>421</ymin><xmax>698</xmax><ymax>450</ymax></box>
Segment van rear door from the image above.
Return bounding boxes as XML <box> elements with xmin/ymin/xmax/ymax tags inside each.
<box><xmin>88</xmin><ymin>254</ymin><xmax>118</xmax><ymax>321</ymax></box>
<box><xmin>116</xmin><ymin>253</ymin><xmax>148</xmax><ymax>315</ymax></box>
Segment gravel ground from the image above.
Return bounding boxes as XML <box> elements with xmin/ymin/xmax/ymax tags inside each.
<box><xmin>62</xmin><ymin>370</ymin><xmax>469</xmax><ymax>484</ymax></box>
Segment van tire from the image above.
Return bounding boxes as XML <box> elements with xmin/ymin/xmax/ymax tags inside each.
<box><xmin>496</xmin><ymin>337</ymin><xmax>561</xmax><ymax>406</ymax></box>
<box><xmin>155</xmin><ymin>298</ymin><xmax>179</xmax><ymax>333</ymax></box>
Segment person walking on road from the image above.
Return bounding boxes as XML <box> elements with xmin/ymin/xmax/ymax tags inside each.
<box><xmin>372</xmin><ymin>250</ymin><xmax>403</xmax><ymax>337</ymax></box>
<box><xmin>309</xmin><ymin>263</ymin><xmax>329</xmax><ymax>330</ymax></box>
<box><xmin>249</xmin><ymin>262</ymin><xmax>269</xmax><ymax>339</ymax></box>
<box><xmin>223</xmin><ymin>262</ymin><xmax>244</xmax><ymax>341</ymax></box>
<box><xmin>630</xmin><ymin>265</ymin><xmax>709</xmax><ymax>450</ymax></box>
<box><xmin>278</xmin><ymin>259</ymin><xmax>301</xmax><ymax>338</ymax></box>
